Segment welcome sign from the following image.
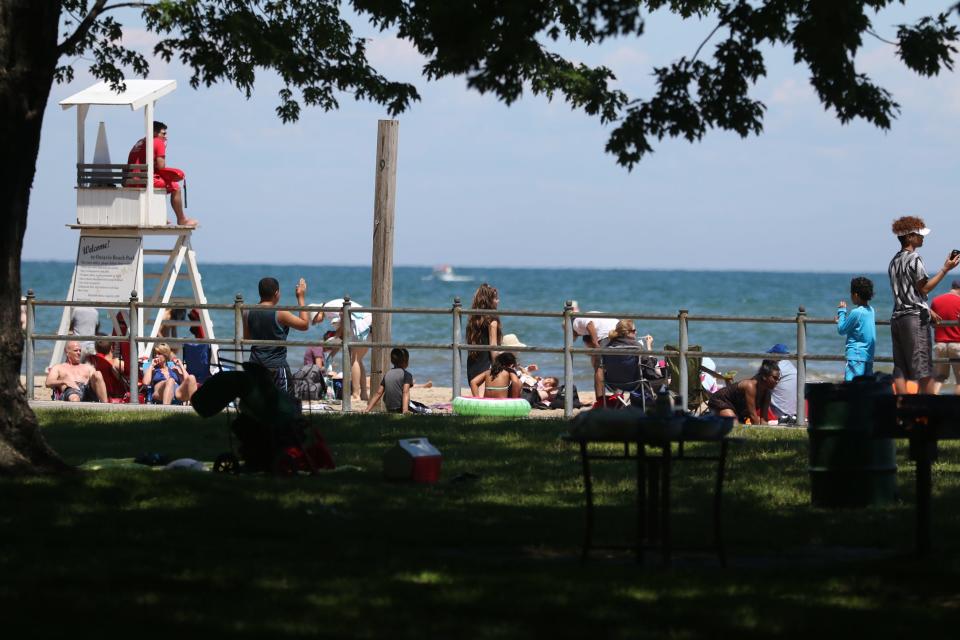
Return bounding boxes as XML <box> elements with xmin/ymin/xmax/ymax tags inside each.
<box><xmin>72</xmin><ymin>236</ymin><xmax>141</xmax><ymax>302</ymax></box>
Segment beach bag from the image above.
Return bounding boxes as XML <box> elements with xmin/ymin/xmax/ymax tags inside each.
<box><xmin>292</xmin><ymin>364</ymin><xmax>327</xmax><ymax>401</ymax></box>
<box><xmin>521</xmin><ymin>386</ymin><xmax>550</xmax><ymax>409</ymax></box>
<box><xmin>520</xmin><ymin>386</ymin><xmax>540</xmax><ymax>407</ymax></box>
<box><xmin>408</xmin><ymin>400</ymin><xmax>432</xmax><ymax>414</ymax></box>
<box><xmin>549</xmin><ymin>384</ymin><xmax>582</xmax><ymax>409</ymax></box>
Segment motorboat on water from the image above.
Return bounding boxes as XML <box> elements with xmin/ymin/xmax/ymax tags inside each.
<box><xmin>423</xmin><ymin>264</ymin><xmax>473</xmax><ymax>282</ymax></box>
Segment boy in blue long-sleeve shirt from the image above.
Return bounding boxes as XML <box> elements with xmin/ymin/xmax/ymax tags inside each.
<box><xmin>837</xmin><ymin>277</ymin><xmax>876</xmax><ymax>381</ymax></box>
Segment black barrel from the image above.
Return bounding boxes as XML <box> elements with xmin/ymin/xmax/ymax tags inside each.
<box><xmin>805</xmin><ymin>378</ymin><xmax>897</xmax><ymax>508</ymax></box>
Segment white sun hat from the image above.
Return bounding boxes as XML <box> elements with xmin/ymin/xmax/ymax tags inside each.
<box><xmin>322</xmin><ymin>298</ymin><xmax>372</xmax><ymax>334</ymax></box>
<box><xmin>501</xmin><ymin>333</ymin><xmax>526</xmax><ymax>348</ymax></box>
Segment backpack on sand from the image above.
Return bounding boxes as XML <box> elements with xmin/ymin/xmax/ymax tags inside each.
<box><xmin>292</xmin><ymin>364</ymin><xmax>327</xmax><ymax>401</ymax></box>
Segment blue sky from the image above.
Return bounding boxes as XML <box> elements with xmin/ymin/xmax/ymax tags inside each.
<box><xmin>24</xmin><ymin>4</ymin><xmax>960</xmax><ymax>271</ymax></box>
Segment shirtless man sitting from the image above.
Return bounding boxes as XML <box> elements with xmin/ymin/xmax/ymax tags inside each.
<box><xmin>45</xmin><ymin>341</ymin><xmax>108</xmax><ymax>402</ymax></box>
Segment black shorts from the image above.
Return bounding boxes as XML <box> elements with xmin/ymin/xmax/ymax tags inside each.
<box><xmin>891</xmin><ymin>313</ymin><xmax>933</xmax><ymax>380</ymax></box>
<box><xmin>707</xmin><ymin>396</ymin><xmax>737</xmax><ymax>414</ymax></box>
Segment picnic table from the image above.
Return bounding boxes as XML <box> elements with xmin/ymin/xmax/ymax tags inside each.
<box><xmin>563</xmin><ymin>411</ymin><xmax>738</xmax><ymax>567</ymax></box>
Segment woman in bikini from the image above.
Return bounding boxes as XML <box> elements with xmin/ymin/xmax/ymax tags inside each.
<box><xmin>469</xmin><ymin>352</ymin><xmax>522</xmax><ymax>399</ymax></box>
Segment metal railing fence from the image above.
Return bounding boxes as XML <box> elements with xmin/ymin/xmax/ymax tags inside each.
<box><xmin>22</xmin><ymin>291</ymin><xmax>956</xmax><ymax>423</ymax></box>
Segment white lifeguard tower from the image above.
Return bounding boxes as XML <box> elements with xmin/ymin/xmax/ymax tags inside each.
<box><xmin>51</xmin><ymin>79</ymin><xmax>217</xmax><ymax>367</ymax></box>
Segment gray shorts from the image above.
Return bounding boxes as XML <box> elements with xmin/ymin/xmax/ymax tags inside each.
<box><xmin>891</xmin><ymin>313</ymin><xmax>933</xmax><ymax>380</ymax></box>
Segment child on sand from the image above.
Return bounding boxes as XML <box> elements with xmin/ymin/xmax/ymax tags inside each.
<box><xmin>363</xmin><ymin>348</ymin><xmax>414</xmax><ymax>414</ymax></box>
<box><xmin>837</xmin><ymin>276</ymin><xmax>876</xmax><ymax>381</ymax></box>
<box><xmin>470</xmin><ymin>352</ymin><xmax>522</xmax><ymax>399</ymax></box>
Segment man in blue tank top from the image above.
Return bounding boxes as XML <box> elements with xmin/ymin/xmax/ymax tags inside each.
<box><xmin>243</xmin><ymin>276</ymin><xmax>311</xmax><ymax>394</ymax></box>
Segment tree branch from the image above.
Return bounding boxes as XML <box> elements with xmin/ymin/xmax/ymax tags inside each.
<box><xmin>692</xmin><ymin>21</ymin><xmax>724</xmax><ymax>62</ymax></box>
<box><xmin>57</xmin><ymin>0</ymin><xmax>109</xmax><ymax>55</ymax></box>
<box><xmin>103</xmin><ymin>2</ymin><xmax>152</xmax><ymax>10</ymax></box>
<box><xmin>56</xmin><ymin>1</ymin><xmax>151</xmax><ymax>56</ymax></box>
<box><xmin>866</xmin><ymin>28</ymin><xmax>898</xmax><ymax>46</ymax></box>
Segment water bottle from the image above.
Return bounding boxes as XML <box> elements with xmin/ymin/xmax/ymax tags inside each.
<box><xmin>324</xmin><ymin>377</ymin><xmax>334</xmax><ymax>401</ymax></box>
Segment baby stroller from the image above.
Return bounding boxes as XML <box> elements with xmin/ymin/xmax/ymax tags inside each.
<box><xmin>192</xmin><ymin>362</ymin><xmax>335</xmax><ymax>475</ymax></box>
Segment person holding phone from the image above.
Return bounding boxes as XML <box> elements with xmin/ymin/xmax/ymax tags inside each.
<box><xmin>887</xmin><ymin>216</ymin><xmax>960</xmax><ymax>395</ymax></box>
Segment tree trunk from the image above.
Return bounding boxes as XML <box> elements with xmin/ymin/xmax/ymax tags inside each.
<box><xmin>0</xmin><ymin>1</ymin><xmax>71</xmax><ymax>475</ymax></box>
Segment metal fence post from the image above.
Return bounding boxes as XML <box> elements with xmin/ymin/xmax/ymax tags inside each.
<box><xmin>341</xmin><ymin>296</ymin><xmax>353</xmax><ymax>412</ymax></box>
<box><xmin>679</xmin><ymin>309</ymin><xmax>689</xmax><ymax>411</ymax></box>
<box><xmin>24</xmin><ymin>290</ymin><xmax>35</xmax><ymax>400</ymax></box>
<box><xmin>563</xmin><ymin>300</ymin><xmax>574</xmax><ymax>418</ymax></box>
<box><xmin>128</xmin><ymin>291</ymin><xmax>140</xmax><ymax>404</ymax></box>
<box><xmin>233</xmin><ymin>293</ymin><xmax>244</xmax><ymax>365</ymax></box>
<box><xmin>451</xmin><ymin>297</ymin><xmax>462</xmax><ymax>400</ymax></box>
<box><xmin>796</xmin><ymin>306</ymin><xmax>807</xmax><ymax>426</ymax></box>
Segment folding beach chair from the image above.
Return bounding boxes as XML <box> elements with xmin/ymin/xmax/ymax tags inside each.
<box><xmin>601</xmin><ymin>344</ymin><xmax>663</xmax><ymax>412</ymax></box>
<box><xmin>664</xmin><ymin>344</ymin><xmax>712</xmax><ymax>415</ymax></box>
<box><xmin>90</xmin><ymin>355</ymin><xmax>129</xmax><ymax>401</ymax></box>
<box><xmin>183</xmin><ymin>343</ymin><xmax>213</xmax><ymax>384</ymax></box>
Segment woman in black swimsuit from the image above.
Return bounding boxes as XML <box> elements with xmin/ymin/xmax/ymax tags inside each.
<box><xmin>708</xmin><ymin>361</ymin><xmax>780</xmax><ymax>425</ymax></box>
<box><xmin>466</xmin><ymin>283</ymin><xmax>502</xmax><ymax>387</ymax></box>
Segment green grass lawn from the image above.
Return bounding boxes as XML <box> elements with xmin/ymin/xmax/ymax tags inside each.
<box><xmin>2</xmin><ymin>409</ymin><xmax>960</xmax><ymax>637</ymax></box>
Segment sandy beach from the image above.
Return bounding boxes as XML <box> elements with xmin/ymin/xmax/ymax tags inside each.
<box><xmin>22</xmin><ymin>374</ymin><xmax>595</xmax><ymax>418</ymax></box>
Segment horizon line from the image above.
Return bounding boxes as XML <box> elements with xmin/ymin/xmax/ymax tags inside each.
<box><xmin>20</xmin><ymin>258</ymin><xmax>891</xmax><ymax>276</ymax></box>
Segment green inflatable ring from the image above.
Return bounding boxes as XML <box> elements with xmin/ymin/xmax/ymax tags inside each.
<box><xmin>453</xmin><ymin>396</ymin><xmax>531</xmax><ymax>417</ymax></box>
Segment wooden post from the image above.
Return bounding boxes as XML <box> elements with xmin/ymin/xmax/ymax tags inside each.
<box><xmin>369</xmin><ymin>120</ymin><xmax>399</xmax><ymax>403</ymax></box>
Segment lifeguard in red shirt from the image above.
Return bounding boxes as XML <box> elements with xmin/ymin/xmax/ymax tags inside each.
<box><xmin>127</xmin><ymin>120</ymin><xmax>198</xmax><ymax>227</ymax></box>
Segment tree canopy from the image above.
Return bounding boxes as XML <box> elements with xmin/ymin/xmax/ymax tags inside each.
<box><xmin>58</xmin><ymin>1</ymin><xmax>959</xmax><ymax>168</ymax></box>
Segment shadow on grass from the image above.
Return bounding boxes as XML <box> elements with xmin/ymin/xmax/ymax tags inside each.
<box><xmin>0</xmin><ymin>412</ymin><xmax>957</xmax><ymax>636</ymax></box>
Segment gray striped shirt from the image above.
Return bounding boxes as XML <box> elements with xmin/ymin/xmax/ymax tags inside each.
<box><xmin>888</xmin><ymin>250</ymin><xmax>929</xmax><ymax>319</ymax></box>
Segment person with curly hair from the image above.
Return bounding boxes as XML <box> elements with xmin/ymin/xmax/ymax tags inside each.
<box><xmin>837</xmin><ymin>277</ymin><xmax>876</xmax><ymax>381</ymax></box>
<box><xmin>887</xmin><ymin>216</ymin><xmax>960</xmax><ymax>394</ymax></box>
<box><xmin>465</xmin><ymin>283</ymin><xmax>502</xmax><ymax>389</ymax></box>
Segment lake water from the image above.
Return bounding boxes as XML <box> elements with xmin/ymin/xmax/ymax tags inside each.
<box><xmin>22</xmin><ymin>261</ymin><xmax>903</xmax><ymax>385</ymax></box>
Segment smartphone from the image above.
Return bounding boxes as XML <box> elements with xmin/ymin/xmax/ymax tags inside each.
<box><xmin>952</xmin><ymin>249</ymin><xmax>960</xmax><ymax>260</ymax></box>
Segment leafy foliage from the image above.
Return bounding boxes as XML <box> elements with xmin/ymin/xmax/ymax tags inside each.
<box><xmin>897</xmin><ymin>13</ymin><xmax>958</xmax><ymax>76</ymax></box>
<box><xmin>52</xmin><ymin>1</ymin><xmax>960</xmax><ymax>168</ymax></box>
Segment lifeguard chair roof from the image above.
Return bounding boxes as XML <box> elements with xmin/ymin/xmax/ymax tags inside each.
<box><xmin>60</xmin><ymin>79</ymin><xmax>176</xmax><ymax>111</ymax></box>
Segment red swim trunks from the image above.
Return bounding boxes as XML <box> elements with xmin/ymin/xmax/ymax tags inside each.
<box><xmin>152</xmin><ymin>167</ymin><xmax>184</xmax><ymax>193</ymax></box>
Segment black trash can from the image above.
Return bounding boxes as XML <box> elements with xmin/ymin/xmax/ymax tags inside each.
<box><xmin>805</xmin><ymin>377</ymin><xmax>897</xmax><ymax>508</ymax></box>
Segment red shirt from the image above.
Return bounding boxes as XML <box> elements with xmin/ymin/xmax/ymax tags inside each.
<box><xmin>931</xmin><ymin>292</ymin><xmax>960</xmax><ymax>342</ymax></box>
<box><xmin>127</xmin><ymin>136</ymin><xmax>166</xmax><ymax>165</ymax></box>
